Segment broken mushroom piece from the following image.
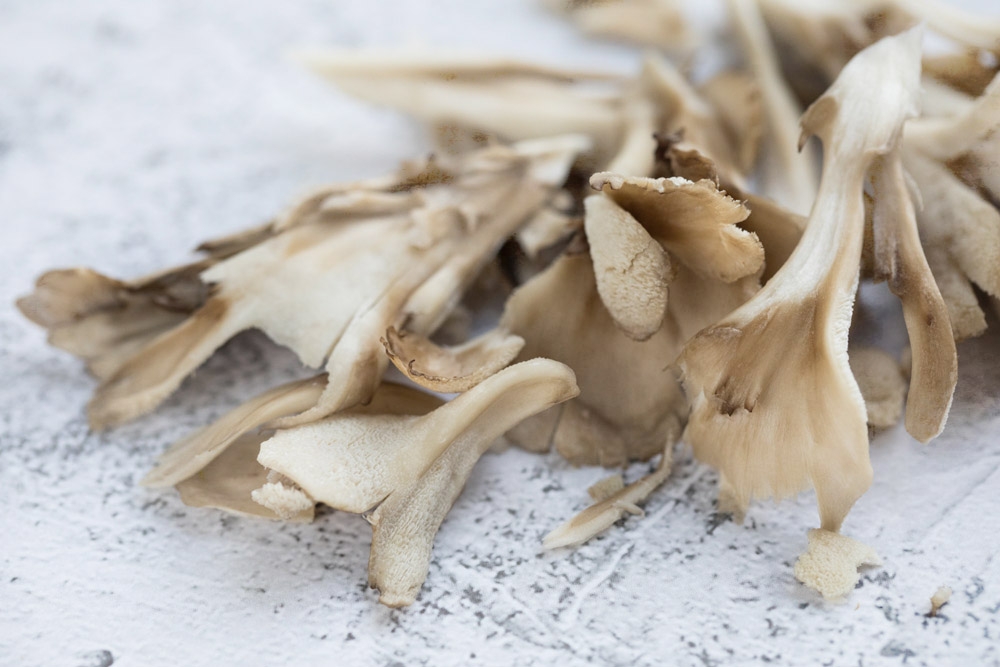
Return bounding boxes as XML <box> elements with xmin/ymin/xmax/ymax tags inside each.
<box><xmin>544</xmin><ymin>0</ymin><xmax>693</xmax><ymax>53</ymax></box>
<box><xmin>793</xmin><ymin>529</ymin><xmax>882</xmax><ymax>600</ymax></box>
<box><xmin>543</xmin><ymin>449</ymin><xmax>672</xmax><ymax>549</ymax></box>
<box><xmin>248</xmin><ymin>359</ymin><xmax>579</xmax><ymax>607</ymax></box>
<box><xmin>679</xmin><ymin>29</ymin><xmax>943</xmax><ymax>535</ymax></box>
<box><xmin>20</xmin><ymin>136</ymin><xmax>585</xmax><ymax>429</ymax></box>
<box><xmin>298</xmin><ymin>49</ymin><xmax>625</xmax><ymax>161</ymax></box>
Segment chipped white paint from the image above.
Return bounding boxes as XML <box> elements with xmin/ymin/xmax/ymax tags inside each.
<box><xmin>2</xmin><ymin>1</ymin><xmax>999</xmax><ymax>665</ymax></box>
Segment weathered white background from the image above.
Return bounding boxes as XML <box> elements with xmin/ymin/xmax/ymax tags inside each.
<box><xmin>2</xmin><ymin>1</ymin><xmax>999</xmax><ymax>665</ymax></box>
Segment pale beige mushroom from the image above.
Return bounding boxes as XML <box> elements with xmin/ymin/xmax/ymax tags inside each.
<box><xmin>544</xmin><ymin>0</ymin><xmax>693</xmax><ymax>52</ymax></box>
<box><xmin>543</xmin><ymin>451</ymin><xmax>672</xmax><ymax>549</ymax></box>
<box><xmin>500</xmin><ymin>173</ymin><xmax>764</xmax><ymax>468</ymax></box>
<box><xmin>16</xmin><ymin>222</ymin><xmax>271</xmax><ymax>382</ymax></box>
<box><xmin>793</xmin><ymin>529</ymin><xmax>882</xmax><ymax>599</ymax></box>
<box><xmin>20</xmin><ymin>137</ymin><xmax>585</xmax><ymax>429</ymax></box>
<box><xmin>247</xmin><ymin>359</ymin><xmax>578</xmax><ymax>607</ymax></box>
<box><xmin>297</xmin><ymin>50</ymin><xmax>625</xmax><ymax>161</ymax></box>
<box><xmin>679</xmin><ymin>29</ymin><xmax>945</xmax><ymax>537</ymax></box>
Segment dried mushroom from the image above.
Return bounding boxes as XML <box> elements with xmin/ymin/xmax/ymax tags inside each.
<box><xmin>21</xmin><ymin>137</ymin><xmax>585</xmax><ymax>428</ymax></box>
<box><xmin>680</xmin><ymin>30</ymin><xmax>955</xmax><ymax>546</ymax></box>
<box><xmin>298</xmin><ymin>50</ymin><xmax>625</xmax><ymax>161</ymax></box>
<box><xmin>256</xmin><ymin>360</ymin><xmax>578</xmax><ymax>606</ymax></box>
<box><xmin>18</xmin><ymin>0</ymin><xmax>1000</xmax><ymax>612</ymax></box>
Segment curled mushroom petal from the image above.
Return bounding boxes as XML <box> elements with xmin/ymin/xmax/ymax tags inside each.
<box><xmin>591</xmin><ymin>173</ymin><xmax>764</xmax><ymax>282</ymax></box>
<box><xmin>584</xmin><ymin>194</ymin><xmax>673</xmax><ymax>341</ymax></box>
<box><xmin>381</xmin><ymin>326</ymin><xmax>524</xmax><ymax>393</ymax></box>
<box><xmin>679</xmin><ymin>28</ymin><xmax>924</xmax><ymax>532</ymax></box>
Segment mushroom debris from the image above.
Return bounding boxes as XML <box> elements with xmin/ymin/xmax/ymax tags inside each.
<box><xmin>17</xmin><ymin>1</ymin><xmax>1000</xmax><ymax>606</ymax></box>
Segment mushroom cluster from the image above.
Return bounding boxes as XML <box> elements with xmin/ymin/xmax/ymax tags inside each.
<box><xmin>18</xmin><ymin>1</ymin><xmax>1000</xmax><ymax>606</ymax></box>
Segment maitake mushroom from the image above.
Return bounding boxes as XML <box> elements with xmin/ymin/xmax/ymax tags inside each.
<box><xmin>18</xmin><ymin>0</ymin><xmax>1000</xmax><ymax>608</ymax></box>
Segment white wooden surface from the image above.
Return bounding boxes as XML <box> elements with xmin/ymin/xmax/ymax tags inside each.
<box><xmin>2</xmin><ymin>1</ymin><xmax>998</xmax><ymax>665</ymax></box>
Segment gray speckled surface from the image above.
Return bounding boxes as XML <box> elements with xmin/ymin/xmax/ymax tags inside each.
<box><xmin>2</xmin><ymin>1</ymin><xmax>999</xmax><ymax>665</ymax></box>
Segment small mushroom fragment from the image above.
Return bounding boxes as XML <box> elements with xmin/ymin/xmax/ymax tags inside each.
<box><xmin>20</xmin><ymin>137</ymin><xmax>585</xmax><ymax>429</ymax></box>
<box><xmin>928</xmin><ymin>586</ymin><xmax>952</xmax><ymax>617</ymax></box>
<box><xmin>679</xmin><ymin>29</ymin><xmax>943</xmax><ymax>534</ymax></box>
<box><xmin>544</xmin><ymin>0</ymin><xmax>693</xmax><ymax>52</ymax></box>
<box><xmin>543</xmin><ymin>450</ymin><xmax>672</xmax><ymax>549</ymax></box>
<box><xmin>793</xmin><ymin>529</ymin><xmax>882</xmax><ymax>599</ymax></box>
<box><xmin>248</xmin><ymin>359</ymin><xmax>579</xmax><ymax>607</ymax></box>
<box><xmin>298</xmin><ymin>50</ymin><xmax>625</xmax><ymax>160</ymax></box>
<box><xmin>592</xmin><ymin>173</ymin><xmax>764</xmax><ymax>283</ymax></box>
<box><xmin>651</xmin><ymin>135</ymin><xmax>806</xmax><ymax>283</ymax></box>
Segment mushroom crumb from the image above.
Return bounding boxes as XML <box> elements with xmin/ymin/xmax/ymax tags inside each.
<box><xmin>794</xmin><ymin>529</ymin><xmax>882</xmax><ymax>600</ymax></box>
<box><xmin>928</xmin><ymin>586</ymin><xmax>952</xmax><ymax>617</ymax></box>
<box><xmin>17</xmin><ymin>1</ymin><xmax>1000</xmax><ymax>608</ymax></box>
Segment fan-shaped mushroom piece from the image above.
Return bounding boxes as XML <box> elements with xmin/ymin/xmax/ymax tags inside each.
<box><xmin>679</xmin><ymin>29</ymin><xmax>934</xmax><ymax>533</ymax></box>
<box><xmin>20</xmin><ymin>136</ymin><xmax>585</xmax><ymax>429</ymax></box>
<box><xmin>248</xmin><ymin>359</ymin><xmax>578</xmax><ymax>607</ymax></box>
